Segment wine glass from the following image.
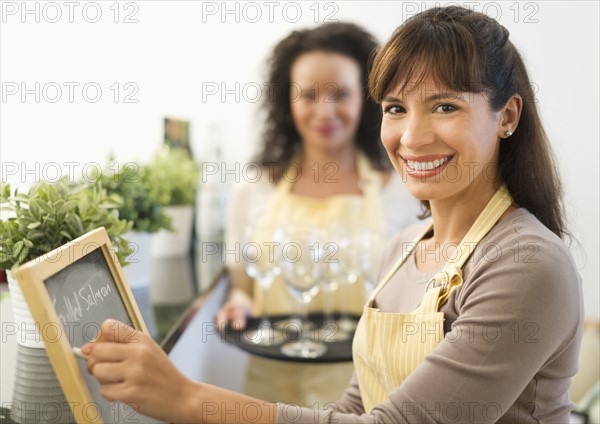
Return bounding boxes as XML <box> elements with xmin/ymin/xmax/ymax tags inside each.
<box><xmin>315</xmin><ymin>227</ymin><xmax>351</xmax><ymax>342</ymax></box>
<box><xmin>241</xmin><ymin>225</ymin><xmax>285</xmax><ymax>346</ymax></box>
<box><xmin>338</xmin><ymin>234</ymin><xmax>362</xmax><ymax>333</ymax></box>
<box><xmin>338</xmin><ymin>229</ymin><xmax>384</xmax><ymax>332</ymax></box>
<box><xmin>356</xmin><ymin>230</ymin><xmax>384</xmax><ymax>300</ymax></box>
<box><xmin>279</xmin><ymin>226</ymin><xmax>327</xmax><ymax>358</ymax></box>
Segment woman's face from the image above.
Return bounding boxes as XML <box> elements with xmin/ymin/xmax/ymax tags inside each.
<box><xmin>289</xmin><ymin>51</ymin><xmax>363</xmax><ymax>155</ymax></box>
<box><xmin>380</xmin><ymin>77</ymin><xmax>504</xmax><ymax>203</ymax></box>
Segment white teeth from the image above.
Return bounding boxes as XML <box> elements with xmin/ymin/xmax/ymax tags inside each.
<box><xmin>407</xmin><ymin>156</ymin><xmax>450</xmax><ymax>171</ymax></box>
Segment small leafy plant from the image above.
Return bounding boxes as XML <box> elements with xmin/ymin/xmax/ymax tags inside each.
<box><xmin>100</xmin><ymin>160</ymin><xmax>173</xmax><ymax>233</ymax></box>
<box><xmin>143</xmin><ymin>147</ymin><xmax>200</xmax><ymax>206</ymax></box>
<box><xmin>0</xmin><ymin>178</ymin><xmax>133</xmax><ymax>270</ymax></box>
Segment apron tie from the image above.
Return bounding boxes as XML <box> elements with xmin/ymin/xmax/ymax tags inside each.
<box><xmin>427</xmin><ymin>264</ymin><xmax>464</xmax><ymax>308</ymax></box>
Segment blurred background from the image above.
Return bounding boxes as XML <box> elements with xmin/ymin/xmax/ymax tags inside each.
<box><xmin>1</xmin><ymin>0</ymin><xmax>598</xmax><ymax>320</ymax></box>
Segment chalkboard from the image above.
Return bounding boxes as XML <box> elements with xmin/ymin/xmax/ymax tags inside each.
<box><xmin>13</xmin><ymin>228</ymin><xmax>163</xmax><ymax>424</ymax></box>
<box><xmin>45</xmin><ymin>248</ymin><xmax>133</xmax><ymax>348</ymax></box>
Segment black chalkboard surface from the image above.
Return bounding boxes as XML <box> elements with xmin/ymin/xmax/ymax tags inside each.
<box><xmin>45</xmin><ymin>248</ymin><xmax>133</xmax><ymax>348</ymax></box>
<box><xmin>13</xmin><ymin>228</ymin><xmax>163</xmax><ymax>424</ymax></box>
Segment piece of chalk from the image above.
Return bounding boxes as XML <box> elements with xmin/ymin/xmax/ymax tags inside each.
<box><xmin>72</xmin><ymin>347</ymin><xmax>87</xmax><ymax>360</ymax></box>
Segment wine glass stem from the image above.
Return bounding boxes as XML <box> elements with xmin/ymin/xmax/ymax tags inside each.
<box><xmin>299</xmin><ymin>297</ymin><xmax>310</xmax><ymax>347</ymax></box>
<box><xmin>258</xmin><ymin>276</ymin><xmax>273</xmax><ymax>330</ymax></box>
<box><xmin>323</xmin><ymin>286</ymin><xmax>334</xmax><ymax>325</ymax></box>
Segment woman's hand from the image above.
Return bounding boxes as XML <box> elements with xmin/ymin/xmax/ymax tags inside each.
<box><xmin>83</xmin><ymin>319</ymin><xmax>200</xmax><ymax>424</ymax></box>
<box><xmin>215</xmin><ymin>300</ymin><xmax>253</xmax><ymax>331</ymax></box>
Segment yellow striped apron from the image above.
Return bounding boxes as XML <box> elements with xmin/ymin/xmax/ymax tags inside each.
<box><xmin>252</xmin><ymin>153</ymin><xmax>386</xmax><ymax>316</ymax></box>
<box><xmin>352</xmin><ymin>185</ymin><xmax>513</xmax><ymax>413</ymax></box>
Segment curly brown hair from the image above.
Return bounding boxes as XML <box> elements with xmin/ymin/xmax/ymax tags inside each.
<box><xmin>255</xmin><ymin>22</ymin><xmax>390</xmax><ymax>181</ymax></box>
<box><xmin>369</xmin><ymin>6</ymin><xmax>567</xmax><ymax>238</ymax></box>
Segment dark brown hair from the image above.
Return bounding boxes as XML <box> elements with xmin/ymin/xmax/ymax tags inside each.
<box><xmin>256</xmin><ymin>22</ymin><xmax>390</xmax><ymax>180</ymax></box>
<box><xmin>369</xmin><ymin>6</ymin><xmax>567</xmax><ymax>238</ymax></box>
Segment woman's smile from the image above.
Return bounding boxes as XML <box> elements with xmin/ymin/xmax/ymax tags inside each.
<box><xmin>401</xmin><ymin>154</ymin><xmax>454</xmax><ymax>178</ymax></box>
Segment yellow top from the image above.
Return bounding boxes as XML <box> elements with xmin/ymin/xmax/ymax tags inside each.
<box><xmin>251</xmin><ymin>153</ymin><xmax>387</xmax><ymax>316</ymax></box>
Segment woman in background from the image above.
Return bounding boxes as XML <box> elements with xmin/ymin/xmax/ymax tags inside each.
<box><xmin>85</xmin><ymin>6</ymin><xmax>582</xmax><ymax>423</ymax></box>
<box><xmin>216</xmin><ymin>22</ymin><xmax>421</xmax><ymax>406</ymax></box>
<box><xmin>219</xmin><ymin>22</ymin><xmax>420</xmax><ymax>325</ymax></box>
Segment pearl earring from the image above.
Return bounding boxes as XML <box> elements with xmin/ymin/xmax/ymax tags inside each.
<box><xmin>505</xmin><ymin>130</ymin><xmax>513</xmax><ymax>137</ymax></box>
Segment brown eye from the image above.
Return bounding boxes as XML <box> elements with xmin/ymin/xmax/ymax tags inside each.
<box><xmin>435</xmin><ymin>104</ymin><xmax>457</xmax><ymax>113</ymax></box>
<box><xmin>383</xmin><ymin>105</ymin><xmax>404</xmax><ymax>114</ymax></box>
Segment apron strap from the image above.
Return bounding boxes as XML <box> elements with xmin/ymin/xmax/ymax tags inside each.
<box><xmin>428</xmin><ymin>185</ymin><xmax>513</xmax><ymax>308</ymax></box>
<box><xmin>453</xmin><ymin>185</ymin><xmax>512</xmax><ymax>270</ymax></box>
<box><xmin>368</xmin><ymin>185</ymin><xmax>513</xmax><ymax>308</ymax></box>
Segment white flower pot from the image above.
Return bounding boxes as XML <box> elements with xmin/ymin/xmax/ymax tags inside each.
<box><xmin>122</xmin><ymin>231</ymin><xmax>157</xmax><ymax>338</ymax></box>
<box><xmin>7</xmin><ymin>271</ymin><xmax>45</xmax><ymax>348</ymax></box>
<box><xmin>123</xmin><ymin>231</ymin><xmax>154</xmax><ymax>289</ymax></box>
<box><xmin>150</xmin><ymin>256</ymin><xmax>194</xmax><ymax>305</ymax></box>
<box><xmin>11</xmin><ymin>344</ymin><xmax>71</xmax><ymax>424</ymax></box>
<box><xmin>6</xmin><ymin>272</ymin><xmax>71</xmax><ymax>422</ymax></box>
<box><xmin>152</xmin><ymin>205</ymin><xmax>194</xmax><ymax>258</ymax></box>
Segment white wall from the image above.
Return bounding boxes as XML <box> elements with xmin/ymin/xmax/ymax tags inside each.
<box><xmin>1</xmin><ymin>1</ymin><xmax>598</xmax><ymax>318</ymax></box>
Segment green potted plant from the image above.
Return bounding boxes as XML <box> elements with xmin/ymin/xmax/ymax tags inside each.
<box><xmin>0</xmin><ymin>178</ymin><xmax>132</xmax><ymax>269</ymax></box>
<box><xmin>143</xmin><ymin>147</ymin><xmax>200</xmax><ymax>257</ymax></box>
<box><xmin>0</xmin><ymin>177</ymin><xmax>133</xmax><ymax>344</ymax></box>
<box><xmin>0</xmin><ymin>177</ymin><xmax>132</xmax><ymax>422</ymax></box>
<box><xmin>100</xmin><ymin>159</ymin><xmax>173</xmax><ymax>234</ymax></box>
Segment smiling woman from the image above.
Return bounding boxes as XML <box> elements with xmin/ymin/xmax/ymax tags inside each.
<box><xmin>369</xmin><ymin>11</ymin><xmax>566</xmax><ymax>238</ymax></box>
<box><xmin>379</xmin><ymin>84</ymin><xmax>516</xmax><ymax>215</ymax></box>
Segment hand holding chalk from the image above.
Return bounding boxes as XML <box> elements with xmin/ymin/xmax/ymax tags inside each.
<box><xmin>72</xmin><ymin>347</ymin><xmax>88</xmax><ymax>360</ymax></box>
